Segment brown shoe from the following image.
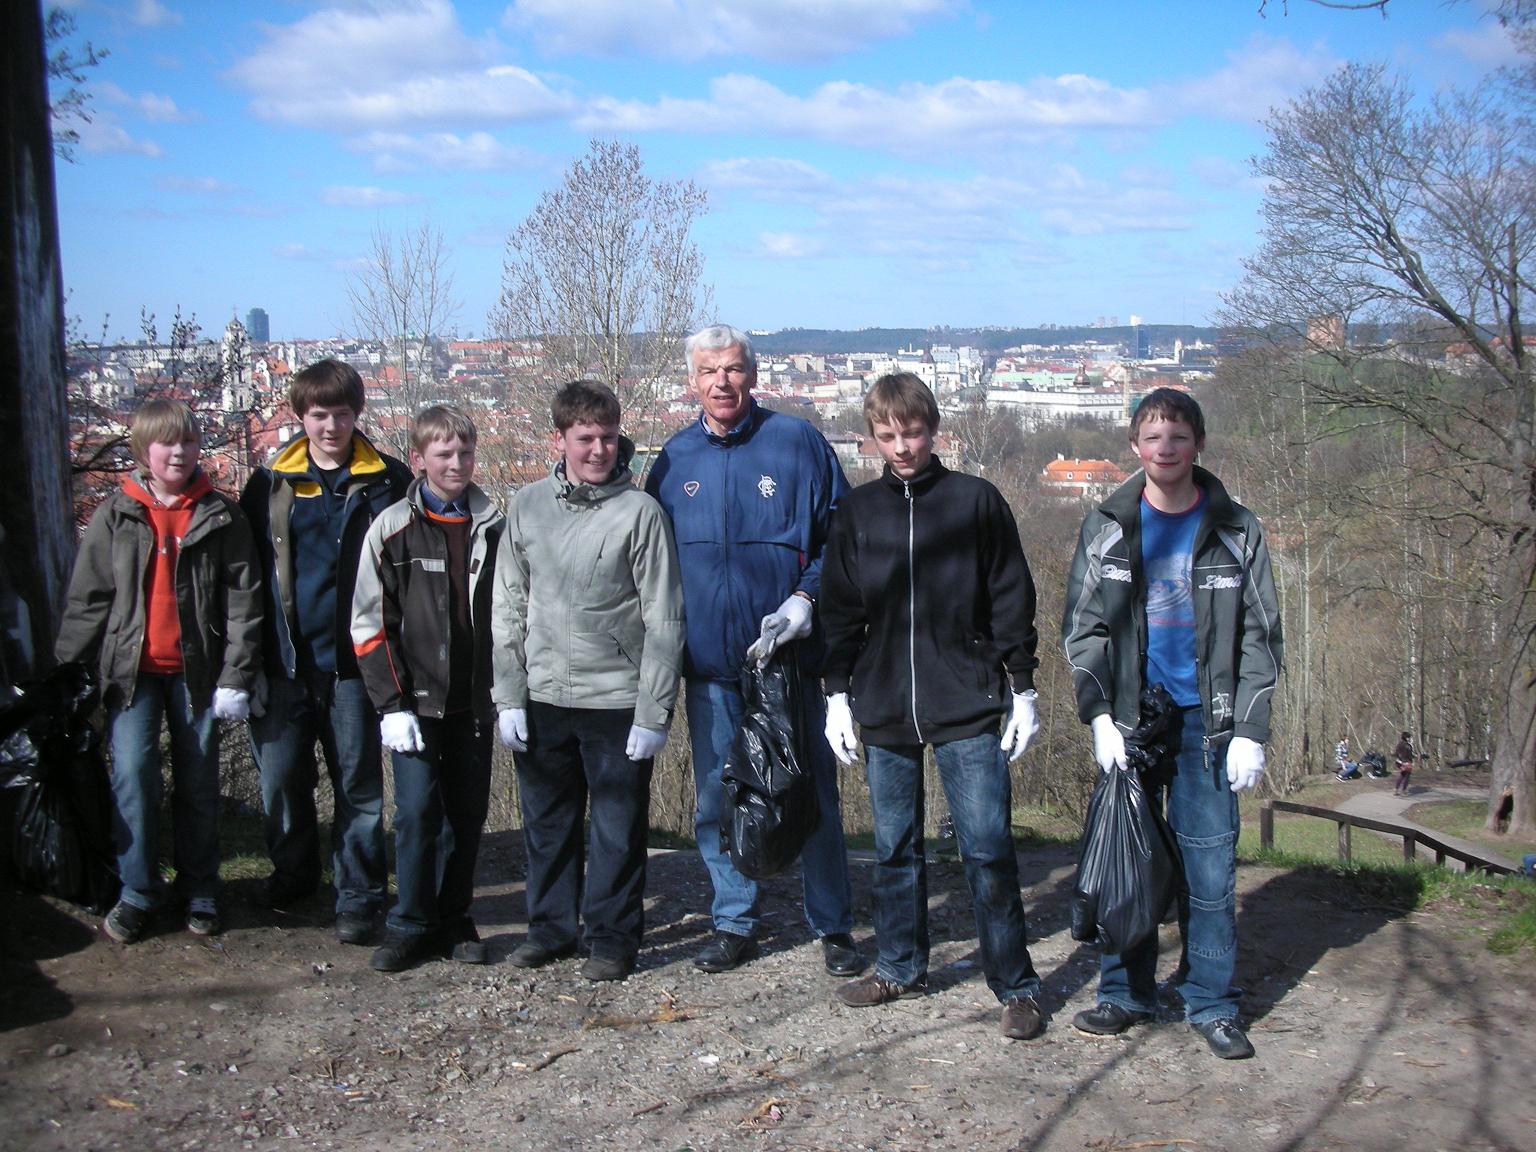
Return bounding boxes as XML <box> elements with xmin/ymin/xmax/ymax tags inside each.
<box><xmin>835</xmin><ymin>973</ymin><xmax>926</xmax><ymax>1007</ymax></box>
<box><xmin>1001</xmin><ymin>995</ymin><xmax>1046</xmax><ymax>1040</ymax></box>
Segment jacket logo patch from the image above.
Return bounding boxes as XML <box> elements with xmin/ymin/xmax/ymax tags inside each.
<box><xmin>757</xmin><ymin>475</ymin><xmax>777</xmax><ymax>498</ymax></box>
<box><xmin>683</xmin><ymin>481</ymin><xmax>700</xmax><ymax>497</ymax></box>
<box><xmin>1199</xmin><ymin>574</ymin><xmax>1242</xmax><ymax>590</ymax></box>
<box><xmin>1211</xmin><ymin>691</ymin><xmax>1233</xmax><ymax>722</ymax></box>
<box><xmin>1102</xmin><ymin>563</ymin><xmax>1132</xmax><ymax>582</ymax></box>
<box><xmin>417</xmin><ymin>558</ymin><xmax>446</xmax><ymax>572</ymax></box>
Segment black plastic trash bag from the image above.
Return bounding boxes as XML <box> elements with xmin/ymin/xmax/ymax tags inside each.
<box><xmin>719</xmin><ymin>651</ymin><xmax>819</xmax><ymax>880</ymax></box>
<box><xmin>1069</xmin><ymin>684</ymin><xmax>1182</xmax><ymax>954</ymax></box>
<box><xmin>0</xmin><ymin>663</ymin><xmax>119</xmax><ymax>912</ymax></box>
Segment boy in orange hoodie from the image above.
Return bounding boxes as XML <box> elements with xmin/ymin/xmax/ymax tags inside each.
<box><xmin>56</xmin><ymin>400</ymin><xmax>262</xmax><ymax>942</ymax></box>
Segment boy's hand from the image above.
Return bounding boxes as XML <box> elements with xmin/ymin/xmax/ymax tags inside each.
<box><xmin>213</xmin><ymin>687</ymin><xmax>251</xmax><ymax>723</ymax></box>
<box><xmin>824</xmin><ymin>692</ymin><xmax>859</xmax><ymax>765</ymax></box>
<box><xmin>497</xmin><ymin>708</ymin><xmax>528</xmax><ymax>752</ymax></box>
<box><xmin>1000</xmin><ymin>690</ymin><xmax>1039</xmax><ymax>762</ymax></box>
<box><xmin>625</xmin><ymin>724</ymin><xmax>667</xmax><ymax>761</ymax></box>
<box><xmin>381</xmin><ymin>711</ymin><xmax>425</xmax><ymax>754</ymax></box>
<box><xmin>1090</xmin><ymin>714</ymin><xmax>1127</xmax><ymax>772</ymax></box>
<box><xmin>745</xmin><ymin>593</ymin><xmax>813</xmax><ymax>666</ymax></box>
<box><xmin>1226</xmin><ymin>737</ymin><xmax>1265</xmax><ymax>792</ymax></box>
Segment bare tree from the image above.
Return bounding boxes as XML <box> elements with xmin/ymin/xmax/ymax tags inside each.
<box><xmin>1221</xmin><ymin>55</ymin><xmax>1536</xmax><ymax>832</ymax></box>
<box><xmin>347</xmin><ymin>220</ymin><xmax>460</xmax><ymax>460</ymax></box>
<box><xmin>488</xmin><ymin>139</ymin><xmax>712</xmax><ymax>444</ymax></box>
<box><xmin>44</xmin><ymin>6</ymin><xmax>107</xmax><ymax>163</ymax></box>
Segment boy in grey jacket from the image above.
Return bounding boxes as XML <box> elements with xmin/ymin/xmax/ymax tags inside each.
<box><xmin>492</xmin><ymin>380</ymin><xmax>685</xmax><ymax>982</ymax></box>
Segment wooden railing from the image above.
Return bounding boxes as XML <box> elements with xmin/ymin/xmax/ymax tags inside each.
<box><xmin>1259</xmin><ymin>800</ymin><xmax>1516</xmax><ymax>876</ymax></box>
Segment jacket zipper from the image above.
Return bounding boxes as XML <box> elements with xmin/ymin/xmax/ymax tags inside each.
<box><xmin>904</xmin><ymin>479</ymin><xmax>923</xmax><ymax>743</ymax></box>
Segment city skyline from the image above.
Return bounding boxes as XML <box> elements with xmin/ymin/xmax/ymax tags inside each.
<box><xmin>53</xmin><ymin>0</ymin><xmax>1520</xmax><ymax>343</ymax></box>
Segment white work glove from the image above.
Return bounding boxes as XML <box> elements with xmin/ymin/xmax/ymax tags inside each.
<box><xmin>745</xmin><ymin>593</ymin><xmax>814</xmax><ymax>666</ymax></box>
<box><xmin>248</xmin><ymin>672</ymin><xmax>269</xmax><ymax>719</ymax></box>
<box><xmin>1090</xmin><ymin>714</ymin><xmax>1127</xmax><ymax>772</ymax></box>
<box><xmin>497</xmin><ymin>707</ymin><xmax>528</xmax><ymax>752</ymax></box>
<box><xmin>1000</xmin><ymin>690</ymin><xmax>1040</xmax><ymax>762</ymax></box>
<box><xmin>213</xmin><ymin>687</ymin><xmax>251</xmax><ymax>723</ymax></box>
<box><xmin>380</xmin><ymin>711</ymin><xmax>425</xmax><ymax>754</ymax></box>
<box><xmin>625</xmin><ymin>724</ymin><xmax>668</xmax><ymax>761</ymax></box>
<box><xmin>824</xmin><ymin>692</ymin><xmax>859</xmax><ymax>765</ymax></box>
<box><xmin>1226</xmin><ymin>736</ymin><xmax>1266</xmax><ymax>792</ymax></box>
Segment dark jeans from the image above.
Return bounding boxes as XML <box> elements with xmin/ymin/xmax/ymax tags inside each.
<box><xmin>514</xmin><ymin>703</ymin><xmax>653</xmax><ymax>962</ymax></box>
<box><xmin>107</xmin><ymin>673</ymin><xmax>221</xmax><ymax>911</ymax></box>
<box><xmin>1098</xmin><ymin>707</ymin><xmax>1241</xmax><ymax>1024</ymax></box>
<box><xmin>249</xmin><ymin>671</ymin><xmax>385</xmax><ymax>915</ymax></box>
<box><xmin>386</xmin><ymin>714</ymin><xmax>493</xmax><ymax>937</ymax></box>
<box><xmin>864</xmin><ymin>732</ymin><xmax>1040</xmax><ymax>1003</ymax></box>
<box><xmin>685</xmin><ymin>675</ymin><xmax>853</xmax><ymax>938</ymax></box>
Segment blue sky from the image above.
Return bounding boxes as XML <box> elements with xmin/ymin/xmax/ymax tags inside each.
<box><xmin>52</xmin><ymin>0</ymin><xmax>1520</xmax><ymax>343</ymax></box>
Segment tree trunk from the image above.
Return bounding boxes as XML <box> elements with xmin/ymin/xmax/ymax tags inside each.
<box><xmin>1488</xmin><ymin>525</ymin><xmax>1536</xmax><ymax>835</ymax></box>
<box><xmin>0</xmin><ymin>0</ymin><xmax>74</xmax><ymax>689</ymax></box>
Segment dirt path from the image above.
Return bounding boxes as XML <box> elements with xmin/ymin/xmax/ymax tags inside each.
<box><xmin>2</xmin><ymin>831</ymin><xmax>1532</xmax><ymax>1152</ymax></box>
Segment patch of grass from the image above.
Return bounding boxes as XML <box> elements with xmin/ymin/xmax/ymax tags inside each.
<box><xmin>1238</xmin><ymin>809</ymin><xmax>1410</xmax><ymax>868</ymax></box>
<box><xmin>1403</xmin><ymin>798</ymin><xmax>1536</xmax><ymax>862</ymax></box>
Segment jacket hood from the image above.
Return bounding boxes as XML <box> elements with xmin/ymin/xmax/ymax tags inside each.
<box><xmin>272</xmin><ymin>431</ymin><xmax>390</xmax><ymax>479</ymax></box>
<box><xmin>122</xmin><ymin>467</ymin><xmax>212</xmax><ymax>509</ymax></box>
<box><xmin>552</xmin><ymin>435</ymin><xmax>637</xmax><ymax>506</ymax></box>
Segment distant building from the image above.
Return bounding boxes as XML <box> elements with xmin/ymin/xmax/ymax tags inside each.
<box><xmin>1040</xmin><ymin>455</ymin><xmax>1130</xmax><ymax>501</ymax></box>
<box><xmin>245</xmin><ymin>307</ymin><xmax>270</xmax><ymax>344</ymax></box>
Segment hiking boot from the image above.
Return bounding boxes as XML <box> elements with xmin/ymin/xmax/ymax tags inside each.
<box><xmin>1192</xmin><ymin>1017</ymin><xmax>1255</xmax><ymax>1060</ymax></box>
<box><xmin>1001</xmin><ymin>995</ymin><xmax>1046</xmax><ymax>1040</ymax></box>
<box><xmin>335</xmin><ymin>911</ymin><xmax>378</xmax><ymax>946</ymax></box>
<box><xmin>821</xmin><ymin>933</ymin><xmax>866</xmax><ymax>977</ymax></box>
<box><xmin>581</xmin><ymin>954</ymin><xmax>634</xmax><ymax>982</ymax></box>
<box><xmin>369</xmin><ymin>931</ymin><xmax>443</xmax><ymax>973</ymax></box>
<box><xmin>185</xmin><ymin>897</ymin><xmax>222</xmax><ymax>937</ymax></box>
<box><xmin>104</xmin><ymin>901</ymin><xmax>149</xmax><ymax>944</ymax></box>
<box><xmin>835</xmin><ymin>973</ymin><xmax>927</xmax><ymax>1007</ymax></box>
<box><xmin>507</xmin><ymin>939</ymin><xmax>576</xmax><ymax>968</ymax></box>
<box><xmin>693</xmin><ymin>931</ymin><xmax>755</xmax><ymax>973</ymax></box>
<box><xmin>446</xmin><ymin>921</ymin><xmax>489</xmax><ymax>964</ymax></box>
<box><xmin>1073</xmin><ymin>1002</ymin><xmax>1152</xmax><ymax>1036</ymax></box>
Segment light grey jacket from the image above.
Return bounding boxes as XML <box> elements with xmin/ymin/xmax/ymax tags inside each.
<box><xmin>491</xmin><ymin>454</ymin><xmax>684</xmax><ymax>731</ymax></box>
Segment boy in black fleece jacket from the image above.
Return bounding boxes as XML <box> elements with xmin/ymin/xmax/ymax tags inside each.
<box><xmin>820</xmin><ymin>372</ymin><xmax>1046</xmax><ymax>1041</ymax></box>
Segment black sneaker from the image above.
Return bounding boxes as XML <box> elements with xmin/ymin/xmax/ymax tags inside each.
<box><xmin>445</xmin><ymin>920</ymin><xmax>489</xmax><ymax>964</ymax></box>
<box><xmin>821</xmin><ymin>933</ymin><xmax>867</xmax><ymax>977</ymax></box>
<box><xmin>104</xmin><ymin>901</ymin><xmax>150</xmax><ymax>944</ymax></box>
<box><xmin>1192</xmin><ymin>1017</ymin><xmax>1255</xmax><ymax>1060</ymax></box>
<box><xmin>335</xmin><ymin>912</ymin><xmax>378</xmax><ymax>946</ymax></box>
<box><xmin>693</xmin><ymin>931</ymin><xmax>755</xmax><ymax>973</ymax></box>
<box><xmin>1072</xmin><ymin>1002</ymin><xmax>1152</xmax><ymax>1036</ymax></box>
<box><xmin>369</xmin><ymin>931</ymin><xmax>444</xmax><ymax>973</ymax></box>
<box><xmin>507</xmin><ymin>939</ymin><xmax>576</xmax><ymax>968</ymax></box>
<box><xmin>581</xmin><ymin>954</ymin><xmax>634</xmax><ymax>982</ymax></box>
<box><xmin>1001</xmin><ymin>995</ymin><xmax>1046</xmax><ymax>1040</ymax></box>
<box><xmin>185</xmin><ymin>897</ymin><xmax>221</xmax><ymax>937</ymax></box>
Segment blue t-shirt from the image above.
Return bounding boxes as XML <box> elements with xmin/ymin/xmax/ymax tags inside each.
<box><xmin>1141</xmin><ymin>492</ymin><xmax>1203</xmax><ymax>707</ymax></box>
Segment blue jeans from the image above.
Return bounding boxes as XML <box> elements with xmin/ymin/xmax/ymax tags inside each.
<box><xmin>514</xmin><ymin>704</ymin><xmax>652</xmax><ymax>961</ymax></box>
<box><xmin>249</xmin><ymin>671</ymin><xmax>385</xmax><ymax>915</ymax></box>
<box><xmin>1098</xmin><ymin>707</ymin><xmax>1240</xmax><ymax>1024</ymax></box>
<box><xmin>386</xmin><ymin>715</ymin><xmax>492</xmax><ymax>937</ymax></box>
<box><xmin>107</xmin><ymin>674</ymin><xmax>221</xmax><ymax>911</ymax></box>
<box><xmin>685</xmin><ymin>676</ymin><xmax>853</xmax><ymax>938</ymax></box>
<box><xmin>864</xmin><ymin>733</ymin><xmax>1040</xmax><ymax>1003</ymax></box>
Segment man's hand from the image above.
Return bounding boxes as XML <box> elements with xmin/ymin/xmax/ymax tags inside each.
<box><xmin>625</xmin><ymin>724</ymin><xmax>667</xmax><ymax>761</ymax></box>
<box><xmin>249</xmin><ymin>672</ymin><xmax>269</xmax><ymax>719</ymax></box>
<box><xmin>745</xmin><ymin>593</ymin><xmax>814</xmax><ymax>666</ymax></box>
<box><xmin>1000</xmin><ymin>690</ymin><xmax>1040</xmax><ymax>762</ymax></box>
<box><xmin>497</xmin><ymin>707</ymin><xmax>528</xmax><ymax>752</ymax></box>
<box><xmin>1090</xmin><ymin>714</ymin><xmax>1127</xmax><ymax>772</ymax></box>
<box><xmin>213</xmin><ymin>687</ymin><xmax>250</xmax><ymax>723</ymax></box>
<box><xmin>824</xmin><ymin>692</ymin><xmax>859</xmax><ymax>765</ymax></box>
<box><xmin>1226</xmin><ymin>737</ymin><xmax>1265</xmax><ymax>792</ymax></box>
<box><xmin>381</xmin><ymin>711</ymin><xmax>425</xmax><ymax>754</ymax></box>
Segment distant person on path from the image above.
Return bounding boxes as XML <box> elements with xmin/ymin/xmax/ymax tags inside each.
<box><xmin>351</xmin><ymin>405</ymin><xmax>504</xmax><ymax>972</ymax></box>
<box><xmin>645</xmin><ymin>323</ymin><xmax>863</xmax><ymax>978</ymax></box>
<box><xmin>1393</xmin><ymin>731</ymin><xmax>1416</xmax><ymax>795</ymax></box>
<box><xmin>241</xmin><ymin>359</ymin><xmax>412</xmax><ymax>945</ymax></box>
<box><xmin>820</xmin><ymin>373</ymin><xmax>1047</xmax><ymax>1041</ymax></box>
<box><xmin>492</xmin><ymin>381</ymin><xmax>685</xmax><ymax>983</ymax></box>
<box><xmin>1335</xmin><ymin>736</ymin><xmax>1352</xmax><ymax>776</ymax></box>
<box><xmin>56</xmin><ymin>399</ymin><xmax>261</xmax><ymax>943</ymax></box>
<box><xmin>1063</xmin><ymin>388</ymin><xmax>1282</xmax><ymax>1061</ymax></box>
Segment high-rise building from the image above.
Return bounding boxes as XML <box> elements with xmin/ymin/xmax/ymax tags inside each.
<box><xmin>245</xmin><ymin>307</ymin><xmax>270</xmax><ymax>344</ymax></box>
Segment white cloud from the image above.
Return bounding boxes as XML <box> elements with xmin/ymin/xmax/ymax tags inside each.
<box><xmin>130</xmin><ymin>0</ymin><xmax>182</xmax><ymax>27</ymax></box>
<box><xmin>758</xmin><ymin>232</ymin><xmax>824</xmax><ymax>259</ymax></box>
<box><xmin>698</xmin><ymin>157</ymin><xmax>834</xmax><ymax>195</ymax></box>
<box><xmin>156</xmin><ymin>175</ymin><xmax>238</xmax><ymax>194</ymax></box>
<box><xmin>347</xmin><ymin>131</ymin><xmax>537</xmax><ymax>173</ymax></box>
<box><xmin>98</xmin><ymin>81</ymin><xmax>194</xmax><ymax>123</ymax></box>
<box><xmin>504</xmin><ymin>0</ymin><xmax>959</xmax><ymax>61</ymax></box>
<box><xmin>274</xmin><ymin>243</ymin><xmax>318</xmax><ymax>260</ymax></box>
<box><xmin>70</xmin><ymin>114</ymin><xmax>162</xmax><ymax>157</ymax></box>
<box><xmin>1434</xmin><ymin>23</ymin><xmax>1523</xmax><ymax>67</ymax></box>
<box><xmin>1164</xmin><ymin>35</ymin><xmax>1338</xmax><ymax>123</ymax></box>
<box><xmin>320</xmin><ymin>185</ymin><xmax>424</xmax><ymax>208</ymax></box>
<box><xmin>228</xmin><ymin>1</ymin><xmax>573</xmax><ymax>130</ymax></box>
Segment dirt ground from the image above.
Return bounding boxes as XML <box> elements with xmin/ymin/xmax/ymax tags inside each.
<box><xmin>1</xmin><ymin>830</ymin><xmax>1532</xmax><ymax>1152</ymax></box>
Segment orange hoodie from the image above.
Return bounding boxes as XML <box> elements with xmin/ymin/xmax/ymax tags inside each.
<box><xmin>123</xmin><ymin>470</ymin><xmax>212</xmax><ymax>675</ymax></box>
